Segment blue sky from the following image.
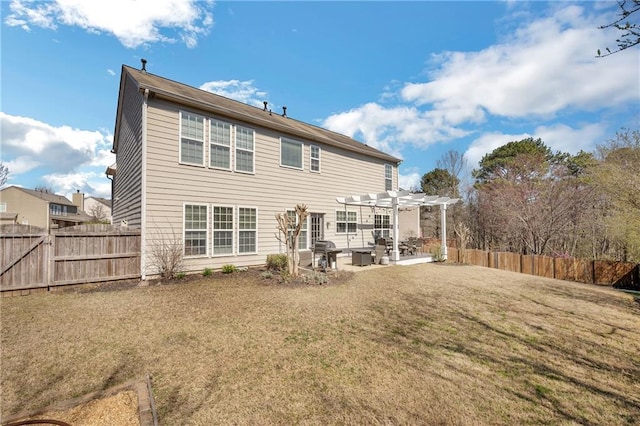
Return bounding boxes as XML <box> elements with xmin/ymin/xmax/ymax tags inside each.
<box><xmin>1</xmin><ymin>0</ymin><xmax>638</xmax><ymax>199</ymax></box>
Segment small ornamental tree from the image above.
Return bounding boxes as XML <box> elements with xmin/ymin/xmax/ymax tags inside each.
<box><xmin>275</xmin><ymin>204</ymin><xmax>309</xmax><ymax>277</ymax></box>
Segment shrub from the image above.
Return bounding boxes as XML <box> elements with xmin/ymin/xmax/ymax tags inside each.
<box><xmin>261</xmin><ymin>270</ymin><xmax>274</xmax><ymax>279</ymax></box>
<box><xmin>431</xmin><ymin>246</ymin><xmax>445</xmax><ymax>262</ymax></box>
<box><xmin>302</xmin><ymin>271</ymin><xmax>329</xmax><ymax>285</ymax></box>
<box><xmin>266</xmin><ymin>254</ymin><xmax>288</xmax><ymax>272</ymax></box>
<box><xmin>175</xmin><ymin>272</ymin><xmax>186</xmax><ymax>279</ymax></box>
<box><xmin>222</xmin><ymin>264</ymin><xmax>237</xmax><ymax>274</ymax></box>
<box><xmin>202</xmin><ymin>267</ymin><xmax>213</xmax><ymax>277</ymax></box>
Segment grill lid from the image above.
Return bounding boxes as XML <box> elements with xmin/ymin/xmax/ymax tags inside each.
<box><xmin>313</xmin><ymin>240</ymin><xmax>337</xmax><ymax>251</ymax></box>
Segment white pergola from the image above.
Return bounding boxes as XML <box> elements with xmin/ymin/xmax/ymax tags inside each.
<box><xmin>336</xmin><ymin>190</ymin><xmax>460</xmax><ymax>261</ymax></box>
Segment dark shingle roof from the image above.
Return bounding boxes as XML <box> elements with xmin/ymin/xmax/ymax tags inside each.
<box><xmin>14</xmin><ymin>187</ymin><xmax>76</xmax><ymax>206</ymax></box>
<box><xmin>87</xmin><ymin>196</ymin><xmax>111</xmax><ymax>208</ymax></box>
<box><xmin>117</xmin><ymin>65</ymin><xmax>401</xmax><ymax>164</ymax></box>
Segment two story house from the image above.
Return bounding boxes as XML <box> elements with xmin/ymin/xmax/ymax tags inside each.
<box><xmin>108</xmin><ymin>63</ymin><xmax>402</xmax><ymax>278</ymax></box>
<box><xmin>0</xmin><ymin>186</ymin><xmax>92</xmax><ymax>230</ymax></box>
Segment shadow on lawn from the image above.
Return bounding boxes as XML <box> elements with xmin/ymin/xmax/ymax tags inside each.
<box><xmin>362</xmin><ymin>289</ymin><xmax>640</xmax><ymax>424</ymax></box>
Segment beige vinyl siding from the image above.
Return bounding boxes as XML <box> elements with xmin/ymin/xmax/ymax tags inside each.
<box><xmin>0</xmin><ymin>187</ymin><xmax>49</xmax><ymax>228</ymax></box>
<box><xmin>142</xmin><ymin>99</ymin><xmax>398</xmax><ymax>276</ymax></box>
<box><xmin>112</xmin><ymin>75</ymin><xmax>144</xmax><ymax>227</ymax></box>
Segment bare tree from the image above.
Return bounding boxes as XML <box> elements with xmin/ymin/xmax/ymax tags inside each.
<box><xmin>148</xmin><ymin>224</ymin><xmax>184</xmax><ymax>279</ymax></box>
<box><xmin>34</xmin><ymin>185</ymin><xmax>55</xmax><ymax>194</ymax></box>
<box><xmin>0</xmin><ymin>162</ymin><xmax>8</xmax><ymax>186</ymax></box>
<box><xmin>597</xmin><ymin>0</ymin><xmax>640</xmax><ymax>57</ymax></box>
<box><xmin>275</xmin><ymin>204</ymin><xmax>309</xmax><ymax>277</ymax></box>
<box><xmin>89</xmin><ymin>203</ymin><xmax>108</xmax><ymax>222</ymax></box>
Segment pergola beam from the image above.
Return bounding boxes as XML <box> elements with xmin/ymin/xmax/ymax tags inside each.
<box><xmin>336</xmin><ymin>190</ymin><xmax>460</xmax><ymax>261</ymax></box>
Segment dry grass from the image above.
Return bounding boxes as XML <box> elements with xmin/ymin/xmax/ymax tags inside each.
<box><xmin>1</xmin><ymin>264</ymin><xmax>639</xmax><ymax>425</ymax></box>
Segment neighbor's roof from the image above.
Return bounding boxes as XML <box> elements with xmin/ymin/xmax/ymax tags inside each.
<box><xmin>4</xmin><ymin>186</ymin><xmax>76</xmax><ymax>206</ymax></box>
<box><xmin>113</xmin><ymin>64</ymin><xmax>401</xmax><ymax>164</ymax></box>
<box><xmin>87</xmin><ymin>196</ymin><xmax>111</xmax><ymax>208</ymax></box>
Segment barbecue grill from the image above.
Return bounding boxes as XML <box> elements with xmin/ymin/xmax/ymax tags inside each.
<box><xmin>312</xmin><ymin>240</ymin><xmax>342</xmax><ymax>271</ymax></box>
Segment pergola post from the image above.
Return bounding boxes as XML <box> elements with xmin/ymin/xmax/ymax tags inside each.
<box><xmin>391</xmin><ymin>195</ymin><xmax>400</xmax><ymax>261</ymax></box>
<box><xmin>440</xmin><ymin>203</ymin><xmax>448</xmax><ymax>260</ymax></box>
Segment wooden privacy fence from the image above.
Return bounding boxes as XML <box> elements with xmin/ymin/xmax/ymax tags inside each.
<box><xmin>1</xmin><ymin>224</ymin><xmax>141</xmax><ymax>294</ymax></box>
<box><xmin>447</xmin><ymin>248</ymin><xmax>639</xmax><ymax>290</ymax></box>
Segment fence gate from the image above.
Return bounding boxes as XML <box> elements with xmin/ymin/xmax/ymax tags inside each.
<box><xmin>1</xmin><ymin>224</ymin><xmax>141</xmax><ymax>293</ymax></box>
<box><xmin>0</xmin><ymin>225</ymin><xmax>49</xmax><ymax>291</ymax></box>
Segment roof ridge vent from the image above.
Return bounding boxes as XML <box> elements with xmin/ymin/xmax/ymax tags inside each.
<box><xmin>141</xmin><ymin>58</ymin><xmax>147</xmax><ymax>72</ymax></box>
<box><xmin>282</xmin><ymin>106</ymin><xmax>287</xmax><ymax>117</ymax></box>
<box><xmin>263</xmin><ymin>101</ymin><xmax>268</xmax><ymax>111</ymax></box>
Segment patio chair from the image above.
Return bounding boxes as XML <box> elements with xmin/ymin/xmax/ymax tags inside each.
<box><xmin>407</xmin><ymin>237</ymin><xmax>421</xmax><ymax>256</ymax></box>
<box><xmin>374</xmin><ymin>240</ymin><xmax>387</xmax><ymax>264</ymax></box>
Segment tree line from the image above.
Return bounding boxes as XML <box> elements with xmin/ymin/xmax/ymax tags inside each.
<box><xmin>418</xmin><ymin>129</ymin><xmax>640</xmax><ymax>263</ymax></box>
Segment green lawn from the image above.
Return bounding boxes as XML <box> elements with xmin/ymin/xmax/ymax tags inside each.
<box><xmin>1</xmin><ymin>263</ymin><xmax>639</xmax><ymax>425</ymax></box>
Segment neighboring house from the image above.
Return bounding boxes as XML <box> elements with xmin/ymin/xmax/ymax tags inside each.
<box><xmin>69</xmin><ymin>191</ymin><xmax>112</xmax><ymax>223</ymax></box>
<box><xmin>108</xmin><ymin>63</ymin><xmax>402</xmax><ymax>278</ymax></box>
<box><xmin>0</xmin><ymin>186</ymin><xmax>93</xmax><ymax>230</ymax></box>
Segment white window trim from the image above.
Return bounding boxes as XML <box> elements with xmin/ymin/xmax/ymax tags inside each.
<box><xmin>374</xmin><ymin>214</ymin><xmax>391</xmax><ymax>239</ymax></box>
<box><xmin>385</xmin><ymin>164</ymin><xmax>393</xmax><ymax>191</ymax></box>
<box><xmin>234</xmin><ymin>125</ymin><xmax>256</xmax><ymax>174</ymax></box>
<box><xmin>280</xmin><ymin>137</ymin><xmax>304</xmax><ymax>170</ymax></box>
<box><xmin>179</xmin><ymin>111</ymin><xmax>206</xmax><ymax>167</ymax></box>
<box><xmin>310</xmin><ymin>145</ymin><xmax>321</xmax><ymax>173</ymax></box>
<box><xmin>209</xmin><ymin>119</ymin><xmax>232</xmax><ymax>171</ymax></box>
<box><xmin>237</xmin><ymin>206</ymin><xmax>258</xmax><ymax>255</ymax></box>
<box><xmin>335</xmin><ymin>210</ymin><xmax>358</xmax><ymax>235</ymax></box>
<box><xmin>212</xmin><ymin>205</ymin><xmax>235</xmax><ymax>257</ymax></box>
<box><xmin>183</xmin><ymin>202</ymin><xmax>209</xmax><ymax>258</ymax></box>
<box><xmin>286</xmin><ymin>209</ymin><xmax>309</xmax><ymax>250</ymax></box>
<box><xmin>0</xmin><ymin>202</ymin><xmax>6</xmax><ymax>213</ymax></box>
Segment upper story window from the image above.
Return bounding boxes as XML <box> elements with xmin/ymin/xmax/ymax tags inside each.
<box><xmin>235</xmin><ymin>126</ymin><xmax>255</xmax><ymax>173</ymax></box>
<box><xmin>180</xmin><ymin>112</ymin><xmax>205</xmax><ymax>166</ymax></box>
<box><xmin>385</xmin><ymin>164</ymin><xmax>393</xmax><ymax>191</ymax></box>
<box><xmin>210</xmin><ymin>119</ymin><xmax>231</xmax><ymax>170</ymax></box>
<box><xmin>50</xmin><ymin>204</ymin><xmax>68</xmax><ymax>216</ymax></box>
<box><xmin>310</xmin><ymin>145</ymin><xmax>321</xmax><ymax>173</ymax></box>
<box><xmin>0</xmin><ymin>202</ymin><xmax>7</xmax><ymax>213</ymax></box>
<box><xmin>281</xmin><ymin>138</ymin><xmax>303</xmax><ymax>170</ymax></box>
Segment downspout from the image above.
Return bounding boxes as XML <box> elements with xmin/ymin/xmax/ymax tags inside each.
<box><xmin>141</xmin><ymin>88</ymin><xmax>149</xmax><ymax>280</ymax></box>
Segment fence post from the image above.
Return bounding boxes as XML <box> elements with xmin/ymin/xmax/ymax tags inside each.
<box><xmin>47</xmin><ymin>232</ymin><xmax>53</xmax><ymax>288</ymax></box>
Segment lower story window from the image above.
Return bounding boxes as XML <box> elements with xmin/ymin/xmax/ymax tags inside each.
<box><xmin>213</xmin><ymin>206</ymin><xmax>234</xmax><ymax>255</ymax></box>
<box><xmin>238</xmin><ymin>207</ymin><xmax>257</xmax><ymax>254</ymax></box>
<box><xmin>184</xmin><ymin>204</ymin><xmax>208</xmax><ymax>256</ymax></box>
<box><xmin>287</xmin><ymin>210</ymin><xmax>308</xmax><ymax>250</ymax></box>
<box><xmin>374</xmin><ymin>214</ymin><xmax>391</xmax><ymax>239</ymax></box>
<box><xmin>336</xmin><ymin>211</ymin><xmax>357</xmax><ymax>234</ymax></box>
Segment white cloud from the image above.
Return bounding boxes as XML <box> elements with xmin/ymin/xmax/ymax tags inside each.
<box><xmin>4</xmin><ymin>156</ymin><xmax>41</xmax><ymax>176</ymax></box>
<box><xmin>199</xmin><ymin>79</ymin><xmax>267</xmax><ymax>108</ymax></box>
<box><xmin>1</xmin><ymin>112</ymin><xmax>114</xmax><ymax>175</ymax></box>
<box><xmin>401</xmin><ymin>5</ymin><xmax>638</xmax><ymax>122</ymax></box>
<box><xmin>5</xmin><ymin>0</ymin><xmax>215</xmax><ymax>48</ymax></box>
<box><xmin>107</xmin><ymin>69</ymin><xmax>115</xmax><ymax>76</ymax></box>
<box><xmin>464</xmin><ymin>132</ymin><xmax>531</xmax><ymax>172</ymax></box>
<box><xmin>463</xmin><ymin>123</ymin><xmax>607</xmax><ymax>172</ymax></box>
<box><xmin>534</xmin><ymin>123</ymin><xmax>606</xmax><ymax>155</ymax></box>
<box><xmin>398</xmin><ymin>170</ymin><xmax>421</xmax><ymax>191</ymax></box>
<box><xmin>323</xmin><ymin>103</ymin><xmax>470</xmax><ymax>157</ymax></box>
<box><xmin>43</xmin><ymin>171</ymin><xmax>112</xmax><ymax>199</ymax></box>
